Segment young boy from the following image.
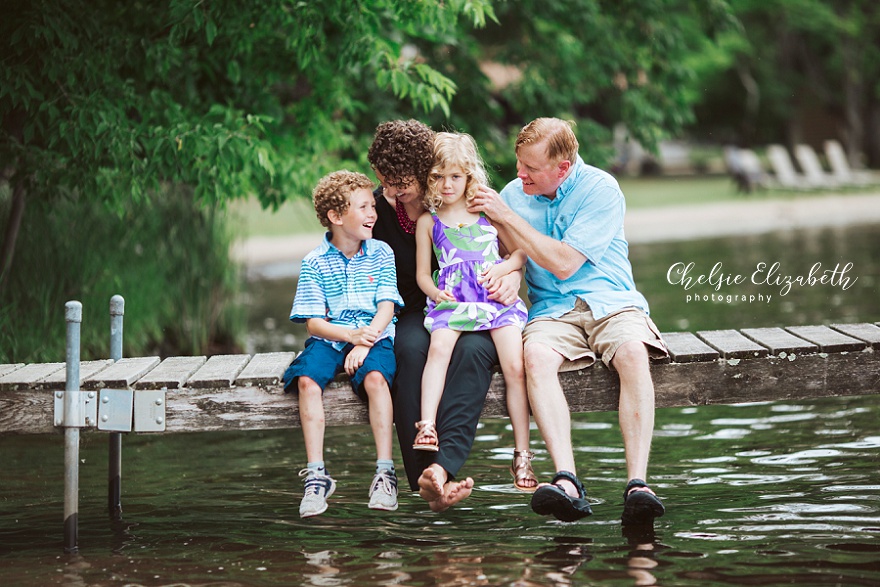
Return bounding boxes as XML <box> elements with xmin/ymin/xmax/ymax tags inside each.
<box><xmin>282</xmin><ymin>170</ymin><xmax>404</xmax><ymax>518</ymax></box>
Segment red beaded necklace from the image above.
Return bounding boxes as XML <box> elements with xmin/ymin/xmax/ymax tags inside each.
<box><xmin>395</xmin><ymin>198</ymin><xmax>417</xmax><ymax>234</ymax></box>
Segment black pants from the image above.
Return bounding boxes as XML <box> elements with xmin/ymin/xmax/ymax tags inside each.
<box><xmin>393</xmin><ymin>311</ymin><xmax>498</xmax><ymax>491</ymax></box>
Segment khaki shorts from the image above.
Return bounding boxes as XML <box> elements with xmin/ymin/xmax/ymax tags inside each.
<box><xmin>522</xmin><ymin>299</ymin><xmax>668</xmax><ymax>371</ymax></box>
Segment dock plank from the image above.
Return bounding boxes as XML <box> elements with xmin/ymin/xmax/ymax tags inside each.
<box><xmin>82</xmin><ymin>357</ymin><xmax>161</xmax><ymax>390</ymax></box>
<box><xmin>236</xmin><ymin>352</ymin><xmax>297</xmax><ymax>387</ymax></box>
<box><xmin>135</xmin><ymin>356</ymin><xmax>207</xmax><ymax>390</ymax></box>
<box><xmin>740</xmin><ymin>327</ymin><xmax>817</xmax><ymax>355</ymax></box>
<box><xmin>831</xmin><ymin>323</ymin><xmax>880</xmax><ymax>350</ymax></box>
<box><xmin>35</xmin><ymin>360</ymin><xmax>115</xmax><ymax>390</ymax></box>
<box><xmin>187</xmin><ymin>354</ymin><xmax>251</xmax><ymax>389</ymax></box>
<box><xmin>0</xmin><ymin>362</ymin><xmax>65</xmax><ymax>391</ymax></box>
<box><xmin>785</xmin><ymin>325</ymin><xmax>866</xmax><ymax>353</ymax></box>
<box><xmin>661</xmin><ymin>332</ymin><xmax>719</xmax><ymax>363</ymax></box>
<box><xmin>696</xmin><ymin>329</ymin><xmax>769</xmax><ymax>359</ymax></box>
<box><xmin>0</xmin><ymin>364</ymin><xmax>25</xmax><ymax>379</ymax></box>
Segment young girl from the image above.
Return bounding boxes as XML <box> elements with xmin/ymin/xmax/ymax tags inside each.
<box><xmin>413</xmin><ymin>132</ymin><xmax>537</xmax><ymax>492</ymax></box>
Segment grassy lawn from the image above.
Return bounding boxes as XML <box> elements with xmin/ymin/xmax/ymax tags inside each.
<box><xmin>229</xmin><ymin>196</ymin><xmax>323</xmax><ymax>239</ymax></box>
<box><xmin>616</xmin><ymin>174</ymin><xmax>870</xmax><ymax>207</ymax></box>
<box><xmin>230</xmin><ymin>174</ymin><xmax>876</xmax><ymax>240</ymax></box>
<box><xmin>620</xmin><ymin>174</ymin><xmax>741</xmax><ymax>207</ymax></box>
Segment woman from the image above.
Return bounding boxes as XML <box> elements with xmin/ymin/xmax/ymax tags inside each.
<box><xmin>367</xmin><ymin>120</ymin><xmax>527</xmax><ymax>511</ymax></box>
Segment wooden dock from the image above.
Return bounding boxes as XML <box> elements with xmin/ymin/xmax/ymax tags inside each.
<box><xmin>2</xmin><ymin>322</ymin><xmax>879</xmax><ymax>436</ymax></box>
<box><xmin>5</xmin><ymin>315</ymin><xmax>880</xmax><ymax>554</ymax></box>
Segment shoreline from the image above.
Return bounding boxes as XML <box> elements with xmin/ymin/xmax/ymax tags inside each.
<box><xmin>231</xmin><ymin>192</ymin><xmax>880</xmax><ymax>279</ymax></box>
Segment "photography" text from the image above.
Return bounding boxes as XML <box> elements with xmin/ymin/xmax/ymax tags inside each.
<box><xmin>666</xmin><ymin>261</ymin><xmax>857</xmax><ymax>296</ymax></box>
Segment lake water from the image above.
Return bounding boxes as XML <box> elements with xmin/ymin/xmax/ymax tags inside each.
<box><xmin>240</xmin><ymin>223</ymin><xmax>880</xmax><ymax>356</ymax></box>
<box><xmin>2</xmin><ymin>224</ymin><xmax>879</xmax><ymax>586</ymax></box>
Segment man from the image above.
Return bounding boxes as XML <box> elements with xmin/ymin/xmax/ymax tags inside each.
<box><xmin>470</xmin><ymin>117</ymin><xmax>668</xmax><ymax>525</ymax></box>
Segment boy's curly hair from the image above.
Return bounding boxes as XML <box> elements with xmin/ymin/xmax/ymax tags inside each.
<box><xmin>367</xmin><ymin>119</ymin><xmax>435</xmax><ymax>193</ymax></box>
<box><xmin>312</xmin><ymin>170</ymin><xmax>375</xmax><ymax>229</ymax></box>
<box><xmin>424</xmin><ymin>132</ymin><xmax>488</xmax><ymax>211</ymax></box>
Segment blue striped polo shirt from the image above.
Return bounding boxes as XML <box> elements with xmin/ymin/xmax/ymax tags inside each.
<box><xmin>290</xmin><ymin>234</ymin><xmax>404</xmax><ymax>350</ymax></box>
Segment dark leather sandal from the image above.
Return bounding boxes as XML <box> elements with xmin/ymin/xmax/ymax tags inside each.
<box><xmin>530</xmin><ymin>471</ymin><xmax>592</xmax><ymax>522</ymax></box>
<box><xmin>621</xmin><ymin>478</ymin><xmax>665</xmax><ymax>525</ymax></box>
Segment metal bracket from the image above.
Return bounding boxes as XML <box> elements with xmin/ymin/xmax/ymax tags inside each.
<box><xmin>53</xmin><ymin>391</ymin><xmax>99</xmax><ymax>428</ymax></box>
<box><xmin>54</xmin><ymin>388</ymin><xmax>166</xmax><ymax>432</ymax></box>
<box><xmin>98</xmin><ymin>389</ymin><xmax>134</xmax><ymax>432</ymax></box>
<box><xmin>133</xmin><ymin>389</ymin><xmax>166</xmax><ymax>432</ymax></box>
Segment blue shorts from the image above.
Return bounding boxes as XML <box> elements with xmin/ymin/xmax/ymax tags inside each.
<box><xmin>282</xmin><ymin>337</ymin><xmax>396</xmax><ymax>400</ymax></box>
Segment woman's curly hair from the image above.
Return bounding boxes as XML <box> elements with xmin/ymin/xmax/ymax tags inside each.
<box><xmin>367</xmin><ymin>119</ymin><xmax>435</xmax><ymax>194</ymax></box>
<box><xmin>424</xmin><ymin>132</ymin><xmax>488</xmax><ymax>211</ymax></box>
<box><xmin>312</xmin><ymin>170</ymin><xmax>375</xmax><ymax>229</ymax></box>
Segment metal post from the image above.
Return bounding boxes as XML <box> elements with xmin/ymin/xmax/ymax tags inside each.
<box><xmin>108</xmin><ymin>295</ymin><xmax>124</xmax><ymax>520</ymax></box>
<box><xmin>63</xmin><ymin>301</ymin><xmax>82</xmax><ymax>554</ymax></box>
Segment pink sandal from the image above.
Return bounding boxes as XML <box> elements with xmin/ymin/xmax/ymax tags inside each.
<box><xmin>413</xmin><ymin>420</ymin><xmax>440</xmax><ymax>452</ymax></box>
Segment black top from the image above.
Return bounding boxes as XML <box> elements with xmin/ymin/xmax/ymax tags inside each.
<box><xmin>372</xmin><ymin>188</ymin><xmax>436</xmax><ymax>317</ymax></box>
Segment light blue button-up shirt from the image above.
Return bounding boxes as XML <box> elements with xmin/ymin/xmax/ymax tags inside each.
<box><xmin>291</xmin><ymin>234</ymin><xmax>404</xmax><ymax>350</ymax></box>
<box><xmin>500</xmin><ymin>157</ymin><xmax>649</xmax><ymax>320</ymax></box>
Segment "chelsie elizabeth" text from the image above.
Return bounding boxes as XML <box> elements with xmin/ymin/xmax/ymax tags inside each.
<box><xmin>666</xmin><ymin>261</ymin><xmax>858</xmax><ymax>302</ymax></box>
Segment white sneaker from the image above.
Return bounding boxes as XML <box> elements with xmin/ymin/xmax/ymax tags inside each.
<box><xmin>299</xmin><ymin>468</ymin><xmax>336</xmax><ymax>518</ymax></box>
<box><xmin>368</xmin><ymin>469</ymin><xmax>399</xmax><ymax>511</ymax></box>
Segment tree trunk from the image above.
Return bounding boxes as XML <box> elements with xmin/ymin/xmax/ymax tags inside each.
<box><xmin>840</xmin><ymin>37</ymin><xmax>865</xmax><ymax>169</ymax></box>
<box><xmin>868</xmin><ymin>103</ymin><xmax>880</xmax><ymax>169</ymax></box>
<box><xmin>736</xmin><ymin>63</ymin><xmax>760</xmax><ymax>145</ymax></box>
<box><xmin>0</xmin><ymin>181</ymin><xmax>26</xmax><ymax>290</ymax></box>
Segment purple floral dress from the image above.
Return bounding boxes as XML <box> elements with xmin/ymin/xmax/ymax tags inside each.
<box><xmin>424</xmin><ymin>213</ymin><xmax>528</xmax><ymax>333</ymax></box>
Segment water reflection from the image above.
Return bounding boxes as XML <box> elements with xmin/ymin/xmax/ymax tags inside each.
<box><xmin>1</xmin><ymin>395</ymin><xmax>878</xmax><ymax>585</ymax></box>
<box><xmin>623</xmin><ymin>531</ymin><xmax>660</xmax><ymax>587</ymax></box>
<box><xmin>295</xmin><ymin>537</ymin><xmax>600</xmax><ymax>587</ymax></box>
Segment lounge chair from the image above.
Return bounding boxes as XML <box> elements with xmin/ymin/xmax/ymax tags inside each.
<box><xmin>723</xmin><ymin>146</ymin><xmax>770</xmax><ymax>192</ymax></box>
<box><xmin>738</xmin><ymin>149</ymin><xmax>773</xmax><ymax>190</ymax></box>
<box><xmin>723</xmin><ymin>146</ymin><xmax>750</xmax><ymax>192</ymax></box>
<box><xmin>823</xmin><ymin>140</ymin><xmax>878</xmax><ymax>187</ymax></box>
<box><xmin>766</xmin><ymin>144</ymin><xmax>814</xmax><ymax>190</ymax></box>
<box><xmin>793</xmin><ymin>144</ymin><xmax>840</xmax><ymax>189</ymax></box>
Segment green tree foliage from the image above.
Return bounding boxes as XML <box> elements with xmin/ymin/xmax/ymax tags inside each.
<box><xmin>0</xmin><ymin>185</ymin><xmax>241</xmax><ymax>363</ymax></box>
<box><xmin>686</xmin><ymin>0</ymin><xmax>880</xmax><ymax>165</ymax></box>
<box><xmin>0</xmin><ymin>0</ymin><xmax>495</xmax><ymax>274</ymax></box>
<box><xmin>483</xmin><ymin>0</ymin><xmax>733</xmax><ymax>154</ymax></box>
<box><xmin>0</xmin><ymin>0</ymin><xmax>496</xmax><ymax>204</ymax></box>
<box><xmin>1</xmin><ymin>0</ymin><xmax>497</xmax><ymax>360</ymax></box>
<box><xmin>1</xmin><ymin>0</ymin><xmax>735</xmax><ymax>360</ymax></box>
<box><xmin>352</xmin><ymin>0</ymin><xmax>736</xmax><ymax>181</ymax></box>
<box><xmin>1</xmin><ymin>0</ymin><xmax>732</xmax><ymax>245</ymax></box>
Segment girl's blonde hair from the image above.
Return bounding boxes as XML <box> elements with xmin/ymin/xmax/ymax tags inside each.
<box><xmin>424</xmin><ymin>132</ymin><xmax>489</xmax><ymax>211</ymax></box>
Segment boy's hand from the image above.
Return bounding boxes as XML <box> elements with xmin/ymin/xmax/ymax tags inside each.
<box><xmin>350</xmin><ymin>325</ymin><xmax>379</xmax><ymax>347</ymax></box>
<box><xmin>344</xmin><ymin>345</ymin><xmax>369</xmax><ymax>375</ymax></box>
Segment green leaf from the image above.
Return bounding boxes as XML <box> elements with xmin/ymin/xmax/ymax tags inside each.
<box><xmin>206</xmin><ymin>19</ymin><xmax>218</xmax><ymax>46</ymax></box>
<box><xmin>227</xmin><ymin>60</ymin><xmax>241</xmax><ymax>84</ymax></box>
